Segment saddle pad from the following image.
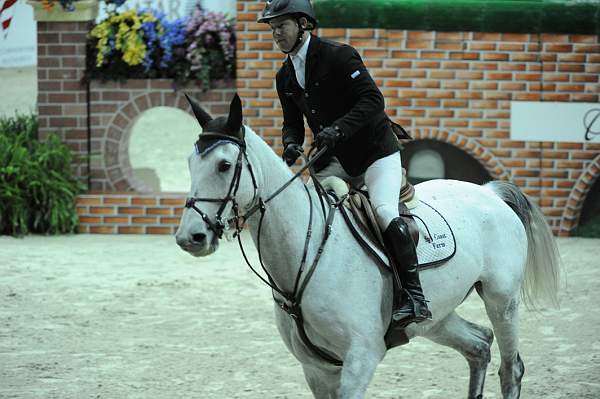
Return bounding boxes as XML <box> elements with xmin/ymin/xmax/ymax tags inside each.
<box><xmin>411</xmin><ymin>200</ymin><xmax>456</xmax><ymax>269</ymax></box>
<box><xmin>340</xmin><ymin>199</ymin><xmax>456</xmax><ymax>271</ymax></box>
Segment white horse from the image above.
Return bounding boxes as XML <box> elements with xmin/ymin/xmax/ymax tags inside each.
<box><xmin>175</xmin><ymin>94</ymin><xmax>560</xmax><ymax>399</ymax></box>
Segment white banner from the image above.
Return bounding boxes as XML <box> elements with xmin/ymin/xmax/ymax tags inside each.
<box><xmin>0</xmin><ymin>0</ymin><xmax>36</xmax><ymax>67</ymax></box>
<box><xmin>511</xmin><ymin>101</ymin><xmax>600</xmax><ymax>143</ymax></box>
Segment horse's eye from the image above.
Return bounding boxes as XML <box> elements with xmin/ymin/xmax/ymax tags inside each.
<box><xmin>218</xmin><ymin>161</ymin><xmax>232</xmax><ymax>172</ymax></box>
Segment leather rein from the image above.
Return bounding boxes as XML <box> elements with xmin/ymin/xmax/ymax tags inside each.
<box><xmin>184</xmin><ymin>137</ymin><xmax>343</xmax><ymax>366</ymax></box>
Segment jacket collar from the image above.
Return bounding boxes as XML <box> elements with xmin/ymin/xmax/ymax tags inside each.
<box><xmin>283</xmin><ymin>34</ymin><xmax>321</xmax><ymax>89</ymax></box>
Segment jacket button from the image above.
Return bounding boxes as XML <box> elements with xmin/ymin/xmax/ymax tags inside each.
<box><xmin>304</xmin><ymin>92</ymin><xmax>309</xmax><ymax>98</ymax></box>
<box><xmin>315</xmin><ymin>82</ymin><xmax>320</xmax><ymax>87</ymax></box>
<box><xmin>311</xmin><ymin>109</ymin><xmax>316</xmax><ymax>114</ymax></box>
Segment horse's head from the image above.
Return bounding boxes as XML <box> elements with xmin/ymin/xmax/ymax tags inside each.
<box><xmin>175</xmin><ymin>93</ymin><xmax>258</xmax><ymax>257</ymax></box>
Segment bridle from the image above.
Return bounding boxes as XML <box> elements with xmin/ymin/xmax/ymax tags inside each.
<box><xmin>184</xmin><ymin>133</ymin><xmax>343</xmax><ymax>366</ymax></box>
<box><xmin>184</xmin><ymin>133</ymin><xmax>258</xmax><ymax>240</ymax></box>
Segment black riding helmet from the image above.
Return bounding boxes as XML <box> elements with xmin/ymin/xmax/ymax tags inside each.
<box><xmin>257</xmin><ymin>0</ymin><xmax>318</xmax><ymax>54</ymax></box>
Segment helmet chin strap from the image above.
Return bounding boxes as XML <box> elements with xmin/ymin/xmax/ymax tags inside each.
<box><xmin>282</xmin><ymin>20</ymin><xmax>305</xmax><ymax>55</ymax></box>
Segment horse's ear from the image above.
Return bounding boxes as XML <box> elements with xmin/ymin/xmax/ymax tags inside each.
<box><xmin>185</xmin><ymin>93</ymin><xmax>213</xmax><ymax>128</ymax></box>
<box><xmin>226</xmin><ymin>93</ymin><xmax>244</xmax><ymax>141</ymax></box>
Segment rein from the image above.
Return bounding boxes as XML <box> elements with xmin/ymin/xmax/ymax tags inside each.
<box><xmin>184</xmin><ymin>141</ymin><xmax>342</xmax><ymax>365</ymax></box>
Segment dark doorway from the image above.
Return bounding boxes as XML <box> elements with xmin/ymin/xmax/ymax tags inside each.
<box><xmin>577</xmin><ymin>176</ymin><xmax>600</xmax><ymax>232</ymax></box>
<box><xmin>402</xmin><ymin>139</ymin><xmax>492</xmax><ymax>185</ymax></box>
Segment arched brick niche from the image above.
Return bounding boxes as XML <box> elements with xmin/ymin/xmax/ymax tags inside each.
<box><xmin>409</xmin><ymin>128</ymin><xmax>512</xmax><ymax>182</ymax></box>
<box><xmin>89</xmin><ymin>80</ymin><xmax>236</xmax><ymax>191</ymax></box>
<box><xmin>559</xmin><ymin>154</ymin><xmax>600</xmax><ymax>236</ymax></box>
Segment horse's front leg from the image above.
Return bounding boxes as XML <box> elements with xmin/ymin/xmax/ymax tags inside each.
<box><xmin>338</xmin><ymin>339</ymin><xmax>386</xmax><ymax>399</ymax></box>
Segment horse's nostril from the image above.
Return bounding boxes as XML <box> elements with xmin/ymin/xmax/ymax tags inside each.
<box><xmin>191</xmin><ymin>233</ymin><xmax>207</xmax><ymax>243</ymax></box>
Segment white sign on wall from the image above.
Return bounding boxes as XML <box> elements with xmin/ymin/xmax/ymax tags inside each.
<box><xmin>511</xmin><ymin>101</ymin><xmax>600</xmax><ymax>143</ymax></box>
<box><xmin>0</xmin><ymin>0</ymin><xmax>36</xmax><ymax>67</ymax></box>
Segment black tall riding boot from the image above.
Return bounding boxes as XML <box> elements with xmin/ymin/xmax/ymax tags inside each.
<box><xmin>383</xmin><ymin>217</ymin><xmax>432</xmax><ymax>327</ymax></box>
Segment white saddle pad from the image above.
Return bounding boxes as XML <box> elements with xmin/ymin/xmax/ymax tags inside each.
<box><xmin>341</xmin><ymin>199</ymin><xmax>456</xmax><ymax>271</ymax></box>
<box><xmin>411</xmin><ymin>200</ymin><xmax>456</xmax><ymax>269</ymax></box>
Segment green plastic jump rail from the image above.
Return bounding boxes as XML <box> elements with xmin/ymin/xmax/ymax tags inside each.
<box><xmin>313</xmin><ymin>0</ymin><xmax>600</xmax><ymax>34</ymax></box>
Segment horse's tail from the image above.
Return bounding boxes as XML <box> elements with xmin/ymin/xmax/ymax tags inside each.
<box><xmin>485</xmin><ymin>180</ymin><xmax>561</xmax><ymax>310</ymax></box>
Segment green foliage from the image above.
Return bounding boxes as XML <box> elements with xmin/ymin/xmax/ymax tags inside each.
<box><xmin>0</xmin><ymin>114</ymin><xmax>84</xmax><ymax>236</ymax></box>
<box><xmin>572</xmin><ymin>214</ymin><xmax>600</xmax><ymax>238</ymax></box>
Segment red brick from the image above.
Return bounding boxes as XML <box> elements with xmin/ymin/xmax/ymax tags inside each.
<box><xmin>511</xmin><ymin>54</ymin><xmax>538</xmax><ymax>62</ymax></box>
<box><xmin>456</xmin><ymin>71</ymin><xmax>484</xmax><ymax>80</ymax></box>
<box><xmin>406</xmin><ymin>41</ymin><xmax>433</xmax><ymax>50</ymax></box>
<box><xmin>364</xmin><ymin>49</ymin><xmax>387</xmax><ymax>58</ymax></box>
<box><xmin>79</xmin><ymin>216</ymin><xmax>102</xmax><ymax>224</ymax></box>
<box><xmin>160</xmin><ymin>217</ymin><xmax>181</xmax><ymax>225</ymax></box>
<box><xmin>398</xmin><ymin>90</ymin><xmax>427</xmax><ymax>98</ymax></box>
<box><xmin>421</xmin><ymin>51</ymin><xmax>446</xmax><ymax>59</ymax></box>
<box><xmin>392</xmin><ymin>51</ymin><xmax>418</xmax><ymax>59</ymax></box>
<box><xmin>514</xmin><ymin>93</ymin><xmax>541</xmax><ymax>101</ymax></box>
<box><xmin>486</xmin><ymin>73</ymin><xmax>513</xmax><ymax>81</ymax></box>
<box><xmin>90</xmin><ymin>226</ymin><xmax>116</xmax><ymax>234</ymax></box>
<box><xmin>319</xmin><ymin>28</ymin><xmax>346</xmax><ymax>37</ymax></box>
<box><xmin>386</xmin><ymin>80</ymin><xmax>412</xmax><ymax>88</ymax></box>
<box><xmin>90</xmin><ymin>207</ymin><xmax>115</xmax><ymax>215</ymax></box>
<box><xmin>540</xmin><ymin>34</ymin><xmax>570</xmax><ymax>42</ymax></box>
<box><xmin>559</xmin><ymin>64</ymin><xmax>585</xmax><ymax>72</ymax></box>
<box><xmin>118</xmin><ymin>226</ymin><xmax>145</xmax><ymax>234</ymax></box>
<box><xmin>132</xmin><ymin>217</ymin><xmax>158</xmax><ymax>224</ymax></box>
<box><xmin>430</xmin><ymin>71</ymin><xmax>455</xmax><ymax>79</ymax></box>
<box><xmin>515</xmin><ymin>73</ymin><xmax>542</xmax><ymax>81</ymax></box>
<box><xmin>575</xmin><ymin>44</ymin><xmax>600</xmax><ymax>53</ymax></box>
<box><xmin>147</xmin><ymin>227</ymin><xmax>173</xmax><ymax>235</ymax></box>
<box><xmin>443</xmin><ymin>100</ymin><xmax>468</xmax><ymax>108</ymax></box>
<box><xmin>104</xmin><ymin>217</ymin><xmax>130</xmax><ymax>224</ymax></box>
<box><xmin>473</xmin><ymin>33</ymin><xmax>501</xmax><ymax>41</ymax></box>
<box><xmin>469</xmin><ymin>42</ymin><xmax>496</xmax><ymax>51</ymax></box>
<box><xmin>472</xmin><ymin>82</ymin><xmax>498</xmax><ymax>90</ymax></box>
<box><xmin>435</xmin><ymin>42</ymin><xmax>462</xmax><ymax>50</ymax></box>
<box><xmin>498</xmin><ymin>43</ymin><xmax>525</xmax><ymax>51</ymax></box>
<box><xmin>443</xmin><ymin>81</ymin><xmax>469</xmax><ymax>90</ymax></box>
<box><xmin>542</xmin><ymin>93</ymin><xmax>570</xmax><ymax>101</ymax></box>
<box><xmin>473</xmin><ymin>63</ymin><xmax>498</xmax><ymax>71</ymax></box>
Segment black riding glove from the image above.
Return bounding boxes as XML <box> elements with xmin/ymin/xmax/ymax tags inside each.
<box><xmin>283</xmin><ymin>143</ymin><xmax>303</xmax><ymax>166</ymax></box>
<box><xmin>315</xmin><ymin>126</ymin><xmax>344</xmax><ymax>150</ymax></box>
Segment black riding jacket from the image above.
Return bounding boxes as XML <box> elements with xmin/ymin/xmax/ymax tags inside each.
<box><xmin>276</xmin><ymin>35</ymin><xmax>402</xmax><ymax>176</ymax></box>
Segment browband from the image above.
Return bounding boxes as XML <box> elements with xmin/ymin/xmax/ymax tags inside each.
<box><xmin>195</xmin><ymin>129</ymin><xmax>246</xmax><ymax>156</ymax></box>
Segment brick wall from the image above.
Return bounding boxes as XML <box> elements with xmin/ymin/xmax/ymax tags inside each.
<box><xmin>76</xmin><ymin>194</ymin><xmax>184</xmax><ymax>234</ymax></box>
<box><xmin>35</xmin><ymin>18</ymin><xmax>235</xmax><ymax>235</ymax></box>
<box><xmin>35</xmin><ymin>2</ymin><xmax>600</xmax><ymax>235</ymax></box>
<box><xmin>236</xmin><ymin>0</ymin><xmax>600</xmax><ymax>236</ymax></box>
<box><xmin>37</xmin><ymin>21</ymin><xmax>91</xmax><ymax>179</ymax></box>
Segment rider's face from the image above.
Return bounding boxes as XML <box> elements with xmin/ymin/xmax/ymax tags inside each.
<box><xmin>269</xmin><ymin>16</ymin><xmax>299</xmax><ymax>53</ymax></box>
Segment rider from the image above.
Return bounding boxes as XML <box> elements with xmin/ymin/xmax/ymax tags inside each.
<box><xmin>257</xmin><ymin>0</ymin><xmax>432</xmax><ymax>326</ymax></box>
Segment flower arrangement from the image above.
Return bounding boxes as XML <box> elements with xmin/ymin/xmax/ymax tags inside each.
<box><xmin>86</xmin><ymin>8</ymin><xmax>187</xmax><ymax>81</ymax></box>
<box><xmin>185</xmin><ymin>6</ymin><xmax>236</xmax><ymax>84</ymax></box>
<box><xmin>85</xmin><ymin>3</ymin><xmax>236</xmax><ymax>87</ymax></box>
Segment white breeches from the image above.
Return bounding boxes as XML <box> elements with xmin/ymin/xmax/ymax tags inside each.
<box><xmin>313</xmin><ymin>151</ymin><xmax>402</xmax><ymax>230</ymax></box>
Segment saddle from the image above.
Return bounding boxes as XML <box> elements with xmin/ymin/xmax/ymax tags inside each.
<box><xmin>321</xmin><ymin>168</ymin><xmax>420</xmax><ymax>254</ymax></box>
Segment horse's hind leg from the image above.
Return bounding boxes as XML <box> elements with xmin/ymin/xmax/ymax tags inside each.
<box><xmin>477</xmin><ymin>284</ymin><xmax>525</xmax><ymax>399</ymax></box>
<box><xmin>425</xmin><ymin>311</ymin><xmax>494</xmax><ymax>399</ymax></box>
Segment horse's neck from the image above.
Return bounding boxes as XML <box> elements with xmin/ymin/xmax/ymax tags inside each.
<box><xmin>244</xmin><ymin>140</ymin><xmax>324</xmax><ymax>295</ymax></box>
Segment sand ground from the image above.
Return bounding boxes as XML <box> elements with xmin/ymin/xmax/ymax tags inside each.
<box><xmin>0</xmin><ymin>234</ymin><xmax>599</xmax><ymax>398</ymax></box>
